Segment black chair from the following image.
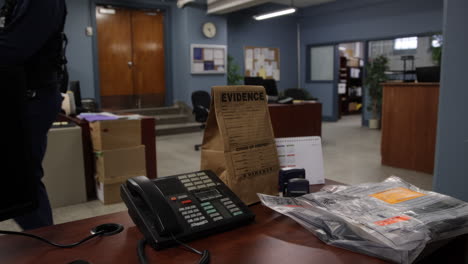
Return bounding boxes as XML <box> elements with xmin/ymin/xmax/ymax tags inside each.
<box><xmin>244</xmin><ymin>76</ymin><xmax>264</xmax><ymax>86</ymax></box>
<box><xmin>262</xmin><ymin>79</ymin><xmax>279</xmax><ymax>103</ymax></box>
<box><xmin>284</xmin><ymin>88</ymin><xmax>311</xmax><ymax>100</ymax></box>
<box><xmin>69</xmin><ymin>81</ymin><xmax>84</xmax><ymax>114</ymax></box>
<box><xmin>191</xmin><ymin>90</ymin><xmax>211</xmax><ymax>151</ymax></box>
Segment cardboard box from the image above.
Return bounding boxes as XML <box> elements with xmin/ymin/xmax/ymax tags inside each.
<box><xmin>347</xmin><ymin>57</ymin><xmax>360</xmax><ymax>67</ymax></box>
<box><xmin>95</xmin><ymin>145</ymin><xmax>146</xmax><ymax>181</ymax></box>
<box><xmin>90</xmin><ymin>119</ymin><xmax>141</xmax><ymax>151</ymax></box>
<box><xmin>96</xmin><ymin>179</ymin><xmax>131</xmax><ymax>205</ymax></box>
<box><xmin>349</xmin><ymin>102</ymin><xmax>358</xmax><ymax>112</ymax></box>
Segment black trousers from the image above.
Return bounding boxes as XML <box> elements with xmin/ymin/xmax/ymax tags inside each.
<box><xmin>14</xmin><ymin>86</ymin><xmax>63</xmax><ymax>230</ymax></box>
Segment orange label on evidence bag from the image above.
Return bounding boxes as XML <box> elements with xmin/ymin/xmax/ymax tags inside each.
<box><xmin>375</xmin><ymin>216</ymin><xmax>411</xmax><ymax>226</ymax></box>
<box><xmin>370</xmin><ymin>187</ymin><xmax>426</xmax><ymax>204</ymax></box>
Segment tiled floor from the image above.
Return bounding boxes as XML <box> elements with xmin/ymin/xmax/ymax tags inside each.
<box><xmin>0</xmin><ymin>115</ymin><xmax>432</xmax><ymax>231</ymax></box>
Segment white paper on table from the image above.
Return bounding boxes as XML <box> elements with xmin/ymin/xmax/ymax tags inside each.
<box><xmin>204</xmin><ymin>49</ymin><xmax>214</xmax><ymax>60</ymax></box>
<box><xmin>214</xmin><ymin>59</ymin><xmax>224</xmax><ymax>66</ymax></box>
<box><xmin>214</xmin><ymin>49</ymin><xmax>224</xmax><ymax>59</ymax></box>
<box><xmin>275</xmin><ymin>137</ymin><xmax>325</xmax><ymax>185</ymax></box>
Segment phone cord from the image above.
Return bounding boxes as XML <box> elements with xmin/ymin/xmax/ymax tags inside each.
<box><xmin>0</xmin><ymin>230</ymin><xmax>104</xmax><ymax>248</ymax></box>
<box><xmin>137</xmin><ymin>238</ymin><xmax>210</xmax><ymax>264</ymax></box>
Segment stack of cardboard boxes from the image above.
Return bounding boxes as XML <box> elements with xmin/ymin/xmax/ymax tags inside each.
<box><xmin>90</xmin><ymin>119</ymin><xmax>147</xmax><ymax>204</ymax></box>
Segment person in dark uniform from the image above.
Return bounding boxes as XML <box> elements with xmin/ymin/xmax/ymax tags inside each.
<box><xmin>0</xmin><ymin>0</ymin><xmax>68</xmax><ymax>230</ymax></box>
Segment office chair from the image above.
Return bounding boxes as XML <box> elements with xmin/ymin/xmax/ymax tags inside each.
<box><xmin>262</xmin><ymin>79</ymin><xmax>279</xmax><ymax>103</ymax></box>
<box><xmin>69</xmin><ymin>81</ymin><xmax>84</xmax><ymax>114</ymax></box>
<box><xmin>244</xmin><ymin>76</ymin><xmax>264</xmax><ymax>86</ymax></box>
<box><xmin>191</xmin><ymin>90</ymin><xmax>211</xmax><ymax>151</ymax></box>
<box><xmin>284</xmin><ymin>88</ymin><xmax>311</xmax><ymax>100</ymax></box>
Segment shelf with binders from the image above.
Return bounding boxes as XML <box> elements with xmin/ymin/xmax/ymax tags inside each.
<box><xmin>338</xmin><ymin>58</ymin><xmax>364</xmax><ymax>115</ymax></box>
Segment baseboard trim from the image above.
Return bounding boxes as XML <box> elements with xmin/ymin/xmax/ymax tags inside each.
<box><xmin>322</xmin><ymin>115</ymin><xmax>339</xmax><ymax>122</ymax></box>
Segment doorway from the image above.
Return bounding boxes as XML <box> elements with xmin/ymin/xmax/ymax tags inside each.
<box><xmin>337</xmin><ymin>42</ymin><xmax>365</xmax><ymax>122</ymax></box>
<box><xmin>96</xmin><ymin>6</ymin><xmax>166</xmax><ymax>110</ymax></box>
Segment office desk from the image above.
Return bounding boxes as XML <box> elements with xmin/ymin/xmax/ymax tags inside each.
<box><xmin>269</xmin><ymin>102</ymin><xmax>322</xmax><ymax>138</ymax></box>
<box><xmin>0</xmin><ymin>180</ymin><xmax>392</xmax><ymax>264</ymax></box>
<box><xmin>4</xmin><ymin>179</ymin><xmax>465</xmax><ymax>264</ymax></box>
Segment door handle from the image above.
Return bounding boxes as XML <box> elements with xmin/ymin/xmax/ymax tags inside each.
<box><xmin>128</xmin><ymin>61</ymin><xmax>134</xmax><ymax>68</ymax></box>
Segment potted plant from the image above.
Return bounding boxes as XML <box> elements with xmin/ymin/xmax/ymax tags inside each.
<box><xmin>431</xmin><ymin>34</ymin><xmax>443</xmax><ymax>66</ymax></box>
<box><xmin>364</xmin><ymin>55</ymin><xmax>389</xmax><ymax>129</ymax></box>
<box><xmin>227</xmin><ymin>55</ymin><xmax>243</xmax><ymax>85</ymax></box>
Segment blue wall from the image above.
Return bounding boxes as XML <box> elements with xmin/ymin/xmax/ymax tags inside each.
<box><xmin>175</xmin><ymin>6</ymin><xmax>228</xmax><ymax>106</ymax></box>
<box><xmin>299</xmin><ymin>0</ymin><xmax>444</xmax><ymax>120</ymax></box>
<box><xmin>433</xmin><ymin>0</ymin><xmax>468</xmax><ymax>201</ymax></box>
<box><xmin>65</xmin><ymin>0</ymin><xmax>95</xmax><ymax>99</ymax></box>
<box><xmin>2</xmin><ymin>0</ymin><xmax>444</xmax><ymax>115</ymax></box>
<box><xmin>63</xmin><ymin>0</ymin><xmax>227</xmax><ymax>107</ymax></box>
<box><xmin>227</xmin><ymin>9</ymin><xmax>298</xmax><ymax>91</ymax></box>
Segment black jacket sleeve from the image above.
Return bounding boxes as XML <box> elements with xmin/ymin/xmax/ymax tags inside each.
<box><xmin>0</xmin><ymin>0</ymin><xmax>64</xmax><ymax>66</ymax></box>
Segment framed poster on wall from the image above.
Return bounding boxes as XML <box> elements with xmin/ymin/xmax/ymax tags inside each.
<box><xmin>191</xmin><ymin>44</ymin><xmax>227</xmax><ymax>74</ymax></box>
<box><xmin>244</xmin><ymin>46</ymin><xmax>280</xmax><ymax>81</ymax></box>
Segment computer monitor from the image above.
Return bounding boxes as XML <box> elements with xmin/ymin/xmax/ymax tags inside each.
<box><xmin>416</xmin><ymin>66</ymin><xmax>440</xmax><ymax>83</ymax></box>
<box><xmin>244</xmin><ymin>76</ymin><xmax>264</xmax><ymax>86</ymax></box>
<box><xmin>0</xmin><ymin>66</ymin><xmax>38</xmax><ymax>221</ymax></box>
<box><xmin>262</xmin><ymin>79</ymin><xmax>279</xmax><ymax>97</ymax></box>
<box><xmin>69</xmin><ymin>81</ymin><xmax>83</xmax><ymax>113</ymax></box>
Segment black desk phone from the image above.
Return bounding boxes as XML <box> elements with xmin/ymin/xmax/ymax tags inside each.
<box><xmin>120</xmin><ymin>170</ymin><xmax>255</xmax><ymax>250</ymax></box>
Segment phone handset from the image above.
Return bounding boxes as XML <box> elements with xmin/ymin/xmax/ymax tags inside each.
<box><xmin>126</xmin><ymin>176</ymin><xmax>181</xmax><ymax>236</ymax></box>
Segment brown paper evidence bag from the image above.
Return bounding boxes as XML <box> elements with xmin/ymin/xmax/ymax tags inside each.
<box><xmin>201</xmin><ymin>86</ymin><xmax>280</xmax><ymax>205</ymax></box>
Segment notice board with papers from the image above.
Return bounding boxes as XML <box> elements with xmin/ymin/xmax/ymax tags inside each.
<box><xmin>244</xmin><ymin>46</ymin><xmax>281</xmax><ymax>81</ymax></box>
<box><xmin>191</xmin><ymin>44</ymin><xmax>227</xmax><ymax>74</ymax></box>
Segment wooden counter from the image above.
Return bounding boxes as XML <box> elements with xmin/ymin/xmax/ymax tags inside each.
<box><xmin>269</xmin><ymin>102</ymin><xmax>322</xmax><ymax>138</ymax></box>
<box><xmin>381</xmin><ymin>82</ymin><xmax>439</xmax><ymax>174</ymax></box>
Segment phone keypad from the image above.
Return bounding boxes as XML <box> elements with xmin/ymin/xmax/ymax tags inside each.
<box><xmin>173</xmin><ymin>171</ymin><xmax>248</xmax><ymax>230</ymax></box>
<box><xmin>180</xmin><ymin>205</ymin><xmax>208</xmax><ymax>227</ymax></box>
<box><xmin>220</xmin><ymin>198</ymin><xmax>243</xmax><ymax>217</ymax></box>
<box><xmin>178</xmin><ymin>172</ymin><xmax>218</xmax><ymax>191</ymax></box>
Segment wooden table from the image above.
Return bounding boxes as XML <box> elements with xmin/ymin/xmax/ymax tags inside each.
<box><xmin>269</xmin><ymin>102</ymin><xmax>322</xmax><ymax>138</ymax></box>
<box><xmin>1</xmin><ymin>179</ymin><xmax>465</xmax><ymax>264</ymax></box>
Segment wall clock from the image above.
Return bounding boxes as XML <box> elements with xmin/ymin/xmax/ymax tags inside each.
<box><xmin>202</xmin><ymin>22</ymin><xmax>217</xmax><ymax>38</ymax></box>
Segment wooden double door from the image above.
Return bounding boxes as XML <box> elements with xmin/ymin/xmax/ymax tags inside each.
<box><xmin>96</xmin><ymin>6</ymin><xmax>166</xmax><ymax>110</ymax></box>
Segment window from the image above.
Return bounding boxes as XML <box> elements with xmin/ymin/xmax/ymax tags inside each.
<box><xmin>394</xmin><ymin>37</ymin><xmax>418</xmax><ymax>50</ymax></box>
<box><xmin>309</xmin><ymin>45</ymin><xmax>334</xmax><ymax>81</ymax></box>
<box><xmin>431</xmin><ymin>35</ymin><xmax>443</xmax><ymax>48</ymax></box>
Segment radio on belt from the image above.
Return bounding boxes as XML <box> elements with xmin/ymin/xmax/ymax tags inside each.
<box><xmin>279</xmin><ymin>168</ymin><xmax>309</xmax><ymax>197</ymax></box>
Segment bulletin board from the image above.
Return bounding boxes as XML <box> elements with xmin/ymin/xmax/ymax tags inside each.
<box><xmin>191</xmin><ymin>44</ymin><xmax>227</xmax><ymax>74</ymax></box>
<box><xmin>244</xmin><ymin>46</ymin><xmax>281</xmax><ymax>81</ymax></box>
